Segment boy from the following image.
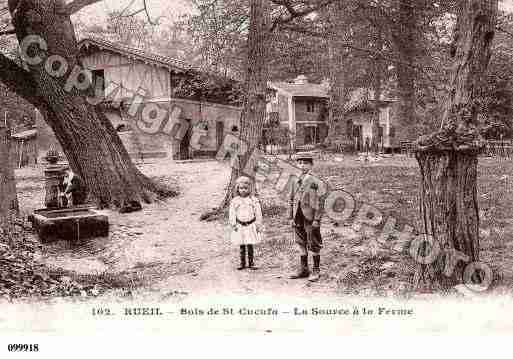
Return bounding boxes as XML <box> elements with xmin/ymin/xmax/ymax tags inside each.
<box><xmin>289</xmin><ymin>152</ymin><xmax>323</xmax><ymax>282</ymax></box>
<box><xmin>59</xmin><ymin>167</ymin><xmax>87</xmax><ymax>207</ymax></box>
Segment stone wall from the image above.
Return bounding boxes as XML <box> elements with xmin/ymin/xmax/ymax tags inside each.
<box><xmin>35</xmin><ymin>98</ymin><xmax>242</xmax><ymax>161</ymax></box>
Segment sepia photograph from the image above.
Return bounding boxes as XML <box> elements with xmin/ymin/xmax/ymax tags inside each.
<box><xmin>1</xmin><ymin>0</ymin><xmax>513</xmax><ymax>352</ymax></box>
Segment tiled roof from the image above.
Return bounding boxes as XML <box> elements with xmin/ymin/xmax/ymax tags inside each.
<box><xmin>268</xmin><ymin>81</ymin><xmax>330</xmax><ymax>98</ymax></box>
<box><xmin>78</xmin><ymin>37</ymin><xmax>195</xmax><ymax>73</ymax></box>
<box><xmin>269</xmin><ymin>80</ymin><xmax>397</xmax><ymax>111</ymax></box>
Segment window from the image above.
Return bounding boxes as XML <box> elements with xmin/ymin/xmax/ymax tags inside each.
<box><xmin>92</xmin><ymin>69</ymin><xmax>105</xmax><ymax>98</ymax></box>
<box><xmin>389</xmin><ymin>126</ymin><xmax>396</xmax><ymax>138</ymax></box>
<box><xmin>306</xmin><ymin>102</ymin><xmax>315</xmax><ymax>113</ymax></box>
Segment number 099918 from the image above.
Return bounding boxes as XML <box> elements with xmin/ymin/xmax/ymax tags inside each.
<box><xmin>7</xmin><ymin>344</ymin><xmax>39</xmax><ymax>352</ymax></box>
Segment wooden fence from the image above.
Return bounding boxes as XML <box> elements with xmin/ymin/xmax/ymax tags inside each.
<box><xmin>398</xmin><ymin>140</ymin><xmax>513</xmax><ymax>158</ymax></box>
<box><xmin>400</xmin><ymin>141</ymin><xmax>415</xmax><ymax>157</ymax></box>
<box><xmin>482</xmin><ymin>140</ymin><xmax>513</xmax><ymax>158</ymax></box>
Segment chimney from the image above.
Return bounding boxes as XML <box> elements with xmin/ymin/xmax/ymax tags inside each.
<box><xmin>294</xmin><ymin>75</ymin><xmax>308</xmax><ymax>85</ymax></box>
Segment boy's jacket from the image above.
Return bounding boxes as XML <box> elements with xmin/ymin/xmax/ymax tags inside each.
<box><xmin>289</xmin><ymin>173</ymin><xmax>323</xmax><ymax>222</ymax></box>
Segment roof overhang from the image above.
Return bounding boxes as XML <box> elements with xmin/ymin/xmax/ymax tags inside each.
<box><xmin>78</xmin><ymin>38</ymin><xmax>192</xmax><ymax>73</ymax></box>
<box><xmin>292</xmin><ymin>95</ymin><xmax>329</xmax><ymax>100</ymax></box>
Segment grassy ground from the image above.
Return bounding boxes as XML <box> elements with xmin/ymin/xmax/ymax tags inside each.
<box><xmin>258</xmin><ymin>155</ymin><xmax>513</xmax><ymax>297</ymax></box>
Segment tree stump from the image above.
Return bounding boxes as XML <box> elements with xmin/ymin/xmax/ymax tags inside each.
<box><xmin>414</xmin><ymin>148</ymin><xmax>480</xmax><ymax>291</ymax></box>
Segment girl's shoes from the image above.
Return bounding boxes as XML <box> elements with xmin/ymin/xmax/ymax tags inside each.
<box><xmin>237</xmin><ymin>245</ymin><xmax>258</xmax><ymax>270</ymax></box>
<box><xmin>248</xmin><ymin>245</ymin><xmax>258</xmax><ymax>270</ymax></box>
<box><xmin>238</xmin><ymin>245</ymin><xmax>246</xmax><ymax>270</ymax></box>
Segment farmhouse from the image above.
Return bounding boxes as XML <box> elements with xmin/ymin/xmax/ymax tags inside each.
<box><xmin>77</xmin><ymin>37</ymin><xmax>243</xmax><ymax>160</ymax></box>
<box><xmin>267</xmin><ymin>75</ymin><xmax>329</xmax><ymax>149</ymax></box>
<box><xmin>266</xmin><ymin>76</ymin><xmax>400</xmax><ymax>152</ymax></box>
<box><xmin>344</xmin><ymin>88</ymin><xmax>399</xmax><ymax>152</ymax></box>
<box><xmin>20</xmin><ymin>37</ymin><xmax>242</xmax><ymax>161</ymax></box>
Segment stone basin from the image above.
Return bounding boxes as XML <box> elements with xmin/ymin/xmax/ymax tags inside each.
<box><xmin>30</xmin><ymin>206</ymin><xmax>109</xmax><ymax>243</ymax></box>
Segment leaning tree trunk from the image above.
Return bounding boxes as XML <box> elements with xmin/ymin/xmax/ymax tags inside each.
<box><xmin>413</xmin><ymin>0</ymin><xmax>498</xmax><ymax>291</ymax></box>
<box><xmin>393</xmin><ymin>0</ymin><xmax>417</xmax><ymax>144</ymax></box>
<box><xmin>0</xmin><ymin>124</ymin><xmax>18</xmax><ymax>232</ymax></box>
<box><xmin>215</xmin><ymin>0</ymin><xmax>271</xmax><ymax>212</ymax></box>
<box><xmin>7</xmin><ymin>0</ymin><xmax>174</xmax><ymax>211</ymax></box>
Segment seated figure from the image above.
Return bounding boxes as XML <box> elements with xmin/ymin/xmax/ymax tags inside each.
<box><xmin>59</xmin><ymin>168</ymin><xmax>87</xmax><ymax>207</ymax></box>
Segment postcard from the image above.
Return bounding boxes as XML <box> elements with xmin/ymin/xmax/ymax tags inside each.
<box><xmin>1</xmin><ymin>0</ymin><xmax>512</xmax><ymax>354</ymax></box>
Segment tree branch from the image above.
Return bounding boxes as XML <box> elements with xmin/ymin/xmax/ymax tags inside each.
<box><xmin>281</xmin><ymin>24</ymin><xmax>448</xmax><ymax>93</ymax></box>
<box><xmin>142</xmin><ymin>0</ymin><xmax>161</xmax><ymax>25</ymax></box>
<box><xmin>65</xmin><ymin>0</ymin><xmax>103</xmax><ymax>15</ymax></box>
<box><xmin>122</xmin><ymin>8</ymin><xmax>145</xmax><ymax>18</ymax></box>
<box><xmin>112</xmin><ymin>0</ymin><xmax>161</xmax><ymax>25</ymax></box>
<box><xmin>269</xmin><ymin>0</ymin><xmax>335</xmax><ymax>32</ymax></box>
<box><xmin>0</xmin><ymin>53</ymin><xmax>47</xmax><ymax>110</ymax></box>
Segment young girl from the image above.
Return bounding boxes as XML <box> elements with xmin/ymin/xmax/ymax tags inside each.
<box><xmin>229</xmin><ymin>176</ymin><xmax>263</xmax><ymax>270</ymax></box>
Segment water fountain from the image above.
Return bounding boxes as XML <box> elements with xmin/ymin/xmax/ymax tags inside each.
<box><xmin>29</xmin><ymin>149</ymin><xmax>109</xmax><ymax>243</ymax></box>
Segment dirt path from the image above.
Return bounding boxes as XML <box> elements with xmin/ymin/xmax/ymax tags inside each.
<box><xmin>33</xmin><ymin>159</ymin><xmax>339</xmax><ymax>302</ymax></box>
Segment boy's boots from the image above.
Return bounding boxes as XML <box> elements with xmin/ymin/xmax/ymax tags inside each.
<box><xmin>247</xmin><ymin>245</ymin><xmax>257</xmax><ymax>270</ymax></box>
<box><xmin>237</xmin><ymin>245</ymin><xmax>246</xmax><ymax>270</ymax></box>
<box><xmin>290</xmin><ymin>255</ymin><xmax>310</xmax><ymax>279</ymax></box>
<box><xmin>308</xmin><ymin>255</ymin><xmax>320</xmax><ymax>282</ymax></box>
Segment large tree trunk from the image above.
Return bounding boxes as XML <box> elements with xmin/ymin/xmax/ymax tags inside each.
<box><xmin>325</xmin><ymin>1</ymin><xmax>349</xmax><ymax>148</ymax></box>
<box><xmin>0</xmin><ymin>126</ymin><xmax>9</xmax><ymax>231</ymax></box>
<box><xmin>0</xmin><ymin>124</ymin><xmax>18</xmax><ymax>232</ymax></box>
<box><xmin>6</xmin><ymin>0</ymin><xmax>174</xmax><ymax>211</ymax></box>
<box><xmin>393</xmin><ymin>0</ymin><xmax>417</xmax><ymax>144</ymax></box>
<box><xmin>413</xmin><ymin>0</ymin><xmax>498</xmax><ymax>291</ymax></box>
<box><xmin>371</xmin><ymin>32</ymin><xmax>385</xmax><ymax>153</ymax></box>
<box><xmin>205</xmin><ymin>0</ymin><xmax>270</xmax><ymax>215</ymax></box>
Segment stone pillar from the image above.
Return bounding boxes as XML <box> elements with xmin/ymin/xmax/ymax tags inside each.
<box><xmin>44</xmin><ymin>165</ymin><xmax>66</xmax><ymax>208</ymax></box>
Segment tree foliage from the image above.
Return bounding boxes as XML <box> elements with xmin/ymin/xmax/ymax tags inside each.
<box><xmin>77</xmin><ymin>10</ymin><xmax>158</xmax><ymax>49</ymax></box>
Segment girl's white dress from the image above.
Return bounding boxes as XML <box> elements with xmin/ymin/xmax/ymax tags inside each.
<box><xmin>229</xmin><ymin>196</ymin><xmax>263</xmax><ymax>245</ymax></box>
